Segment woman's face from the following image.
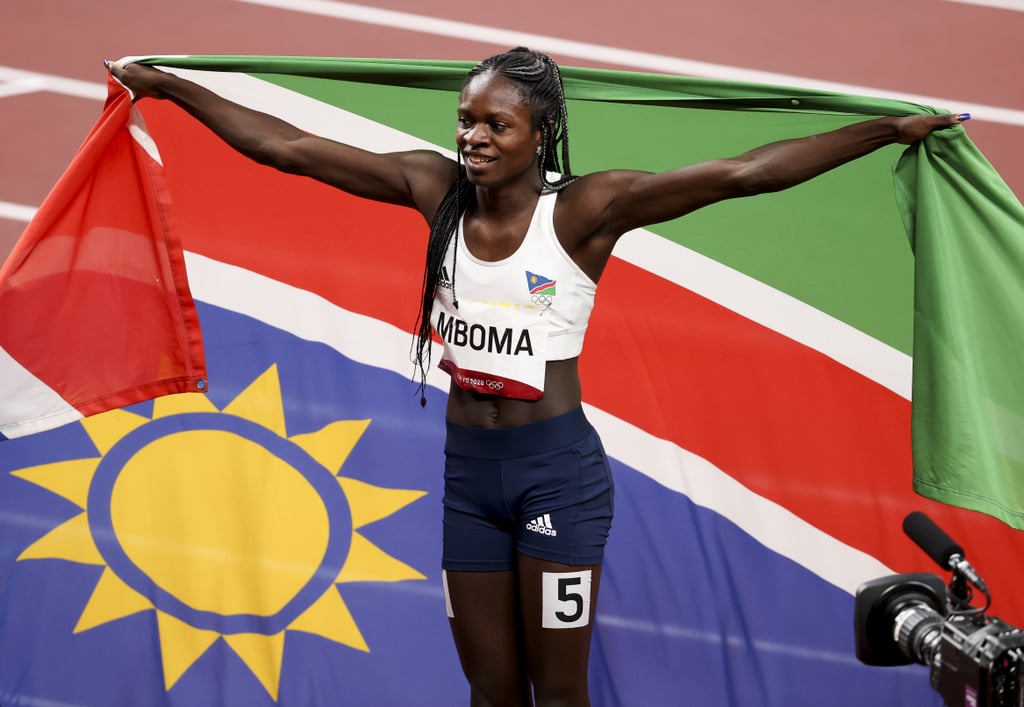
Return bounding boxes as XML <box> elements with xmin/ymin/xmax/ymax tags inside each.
<box><xmin>456</xmin><ymin>73</ymin><xmax>542</xmax><ymax>188</ymax></box>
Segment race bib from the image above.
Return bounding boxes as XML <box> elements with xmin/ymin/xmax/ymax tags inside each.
<box><xmin>434</xmin><ymin>300</ymin><xmax>549</xmax><ymax>399</ymax></box>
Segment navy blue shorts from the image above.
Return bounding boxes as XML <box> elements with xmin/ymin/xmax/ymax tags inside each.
<box><xmin>442</xmin><ymin>407</ymin><xmax>615</xmax><ymax>572</ymax></box>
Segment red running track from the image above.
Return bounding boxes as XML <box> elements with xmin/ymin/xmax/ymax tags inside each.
<box><xmin>2</xmin><ymin>0</ymin><xmax>1021</xmax><ymax>259</ymax></box>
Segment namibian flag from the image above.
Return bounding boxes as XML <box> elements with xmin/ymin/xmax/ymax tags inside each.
<box><xmin>1</xmin><ymin>56</ymin><xmax>1024</xmax><ymax>707</ymax></box>
<box><xmin>526</xmin><ymin>271</ymin><xmax>557</xmax><ymax>296</ymax></box>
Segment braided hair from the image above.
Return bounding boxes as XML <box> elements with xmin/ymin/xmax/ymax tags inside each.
<box><xmin>411</xmin><ymin>47</ymin><xmax>577</xmax><ymax>405</ymax></box>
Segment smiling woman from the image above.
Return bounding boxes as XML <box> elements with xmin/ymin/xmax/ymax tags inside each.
<box><xmin>104</xmin><ymin>46</ymin><xmax>963</xmax><ymax>706</ymax></box>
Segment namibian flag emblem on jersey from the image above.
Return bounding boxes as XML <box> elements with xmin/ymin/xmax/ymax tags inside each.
<box><xmin>526</xmin><ymin>271</ymin><xmax>556</xmax><ymax>296</ymax></box>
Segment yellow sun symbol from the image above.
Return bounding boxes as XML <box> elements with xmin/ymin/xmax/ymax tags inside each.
<box><xmin>11</xmin><ymin>364</ymin><xmax>427</xmax><ymax>700</ymax></box>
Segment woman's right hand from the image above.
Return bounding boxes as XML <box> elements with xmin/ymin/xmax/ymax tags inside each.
<box><xmin>104</xmin><ymin>61</ymin><xmax>168</xmax><ymax>101</ymax></box>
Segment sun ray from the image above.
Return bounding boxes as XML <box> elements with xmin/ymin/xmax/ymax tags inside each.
<box><xmin>224</xmin><ymin>631</ymin><xmax>286</xmax><ymax>700</ymax></box>
<box><xmin>289</xmin><ymin>419</ymin><xmax>370</xmax><ymax>473</ymax></box>
<box><xmin>221</xmin><ymin>365</ymin><xmax>287</xmax><ymax>436</ymax></box>
<box><xmin>338</xmin><ymin>477</ymin><xmax>427</xmax><ymax>529</ymax></box>
<box><xmin>80</xmin><ymin>408</ymin><xmax>151</xmax><ymax>455</ymax></box>
<box><xmin>290</xmin><ymin>586</ymin><xmax>369</xmax><ymax>652</ymax></box>
<box><xmin>156</xmin><ymin>611</ymin><xmax>220</xmax><ymax>690</ymax></box>
<box><xmin>75</xmin><ymin>567</ymin><xmax>154</xmax><ymax>633</ymax></box>
<box><xmin>10</xmin><ymin>458</ymin><xmax>100</xmax><ymax>509</ymax></box>
<box><xmin>18</xmin><ymin>514</ymin><xmax>103</xmax><ymax>565</ymax></box>
<box><xmin>337</xmin><ymin>532</ymin><xmax>427</xmax><ymax>584</ymax></box>
<box><xmin>152</xmin><ymin>391</ymin><xmax>221</xmax><ymax>419</ymax></box>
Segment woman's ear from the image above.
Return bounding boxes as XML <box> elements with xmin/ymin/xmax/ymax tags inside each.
<box><xmin>539</xmin><ymin>119</ymin><xmax>554</xmax><ymax>145</ymax></box>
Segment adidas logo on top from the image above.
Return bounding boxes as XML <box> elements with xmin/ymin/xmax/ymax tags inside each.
<box><xmin>526</xmin><ymin>513</ymin><xmax>557</xmax><ymax>537</ymax></box>
<box><xmin>438</xmin><ymin>265</ymin><xmax>453</xmax><ymax>291</ymax></box>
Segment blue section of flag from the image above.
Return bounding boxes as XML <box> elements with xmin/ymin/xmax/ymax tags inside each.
<box><xmin>526</xmin><ymin>271</ymin><xmax>556</xmax><ymax>295</ymax></box>
<box><xmin>0</xmin><ymin>303</ymin><xmax>940</xmax><ymax>706</ymax></box>
<box><xmin>594</xmin><ymin>465</ymin><xmax>940</xmax><ymax>706</ymax></box>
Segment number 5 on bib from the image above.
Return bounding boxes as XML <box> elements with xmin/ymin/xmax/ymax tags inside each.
<box><xmin>542</xmin><ymin>570</ymin><xmax>592</xmax><ymax>629</ymax></box>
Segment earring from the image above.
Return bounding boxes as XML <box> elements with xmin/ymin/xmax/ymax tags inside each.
<box><xmin>536</xmin><ymin>145</ymin><xmax>542</xmax><ymax>155</ymax></box>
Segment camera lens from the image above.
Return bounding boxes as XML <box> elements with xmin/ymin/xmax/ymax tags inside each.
<box><xmin>894</xmin><ymin>604</ymin><xmax>944</xmax><ymax>666</ymax></box>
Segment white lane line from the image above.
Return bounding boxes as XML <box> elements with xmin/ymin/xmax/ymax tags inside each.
<box><xmin>0</xmin><ymin>201</ymin><xmax>37</xmax><ymax>222</ymax></box>
<box><xmin>236</xmin><ymin>0</ymin><xmax>1024</xmax><ymax>127</ymax></box>
<box><xmin>4</xmin><ymin>14</ymin><xmax>1024</xmax><ymax>130</ymax></box>
<box><xmin>0</xmin><ymin>76</ymin><xmax>48</xmax><ymax>99</ymax></box>
<box><xmin>946</xmin><ymin>0</ymin><xmax>1024</xmax><ymax>9</ymax></box>
<box><xmin>0</xmin><ymin>67</ymin><xmax>106</xmax><ymax>101</ymax></box>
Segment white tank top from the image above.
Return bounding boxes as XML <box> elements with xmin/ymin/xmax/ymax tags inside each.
<box><xmin>430</xmin><ymin>191</ymin><xmax>597</xmax><ymax>400</ymax></box>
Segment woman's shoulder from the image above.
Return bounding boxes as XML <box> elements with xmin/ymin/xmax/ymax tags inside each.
<box><xmin>554</xmin><ymin>169</ymin><xmax>646</xmax><ymax>209</ymax></box>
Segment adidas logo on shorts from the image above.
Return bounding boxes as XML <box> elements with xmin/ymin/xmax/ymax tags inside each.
<box><xmin>526</xmin><ymin>513</ymin><xmax>558</xmax><ymax>537</ymax></box>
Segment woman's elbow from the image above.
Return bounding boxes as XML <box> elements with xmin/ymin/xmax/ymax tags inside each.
<box><xmin>246</xmin><ymin>137</ymin><xmax>309</xmax><ymax>174</ymax></box>
<box><xmin>727</xmin><ymin>162</ymin><xmax>788</xmax><ymax>197</ymax></box>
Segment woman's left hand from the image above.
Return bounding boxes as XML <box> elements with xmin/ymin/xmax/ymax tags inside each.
<box><xmin>895</xmin><ymin>113</ymin><xmax>970</xmax><ymax>144</ymax></box>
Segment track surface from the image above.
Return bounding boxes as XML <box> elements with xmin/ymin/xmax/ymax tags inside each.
<box><xmin>2</xmin><ymin>0</ymin><xmax>1022</xmax><ymax>261</ymax></box>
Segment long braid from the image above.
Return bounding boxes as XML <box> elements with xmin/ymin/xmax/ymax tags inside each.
<box><xmin>412</xmin><ymin>162</ymin><xmax>473</xmax><ymax>406</ymax></box>
<box><xmin>532</xmin><ymin>56</ymin><xmax>574</xmax><ymax>187</ymax></box>
<box><xmin>412</xmin><ymin>47</ymin><xmax>576</xmax><ymax>405</ymax></box>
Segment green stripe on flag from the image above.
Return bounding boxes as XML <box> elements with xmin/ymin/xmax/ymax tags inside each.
<box><xmin>896</xmin><ymin>133</ymin><xmax>1024</xmax><ymax>526</ymax></box>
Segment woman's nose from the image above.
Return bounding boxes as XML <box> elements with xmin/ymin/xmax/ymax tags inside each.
<box><xmin>462</xmin><ymin>124</ymin><xmax>487</xmax><ymax>145</ymax></box>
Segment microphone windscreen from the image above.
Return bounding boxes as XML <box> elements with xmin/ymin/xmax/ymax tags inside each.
<box><xmin>903</xmin><ymin>511</ymin><xmax>963</xmax><ymax>568</ymax></box>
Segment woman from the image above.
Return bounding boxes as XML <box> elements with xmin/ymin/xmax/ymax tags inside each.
<box><xmin>107</xmin><ymin>48</ymin><xmax>964</xmax><ymax>707</ymax></box>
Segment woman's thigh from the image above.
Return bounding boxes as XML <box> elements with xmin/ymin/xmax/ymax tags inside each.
<box><xmin>444</xmin><ymin>569</ymin><xmax>533</xmax><ymax>706</ymax></box>
<box><xmin>516</xmin><ymin>554</ymin><xmax>603</xmax><ymax>705</ymax></box>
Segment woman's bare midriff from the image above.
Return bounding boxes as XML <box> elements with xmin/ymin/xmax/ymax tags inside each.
<box><xmin>444</xmin><ymin>358</ymin><xmax>583</xmax><ymax>428</ymax></box>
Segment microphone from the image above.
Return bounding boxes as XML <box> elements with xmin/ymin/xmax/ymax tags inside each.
<box><xmin>903</xmin><ymin>511</ymin><xmax>989</xmax><ymax>595</ymax></box>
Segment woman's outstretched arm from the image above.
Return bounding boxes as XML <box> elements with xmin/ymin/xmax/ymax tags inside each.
<box><xmin>589</xmin><ymin>113</ymin><xmax>968</xmax><ymax>236</ymax></box>
<box><xmin>106</xmin><ymin>61</ymin><xmax>455</xmax><ymax>216</ymax></box>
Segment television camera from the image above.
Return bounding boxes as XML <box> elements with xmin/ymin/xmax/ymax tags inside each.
<box><xmin>854</xmin><ymin>511</ymin><xmax>1024</xmax><ymax>707</ymax></box>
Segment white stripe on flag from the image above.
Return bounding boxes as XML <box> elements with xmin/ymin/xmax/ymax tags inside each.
<box><xmin>183</xmin><ymin>251</ymin><xmax>450</xmax><ymax>392</ymax></box>
<box><xmin>0</xmin><ymin>346</ymin><xmax>81</xmax><ymax>438</ymax></box>
<box><xmin>167</xmin><ymin>67</ymin><xmax>454</xmax><ymax>158</ymax></box>
<box><xmin>613</xmin><ymin>230</ymin><xmax>913</xmax><ymax>399</ymax></box>
<box><xmin>173</xmin><ymin>68</ymin><xmax>913</xmax><ymax>400</ymax></box>
<box><xmin>184</xmin><ymin>251</ymin><xmax>895</xmax><ymax>593</ymax></box>
<box><xmin>128</xmin><ymin>107</ymin><xmax>164</xmax><ymax>166</ymax></box>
